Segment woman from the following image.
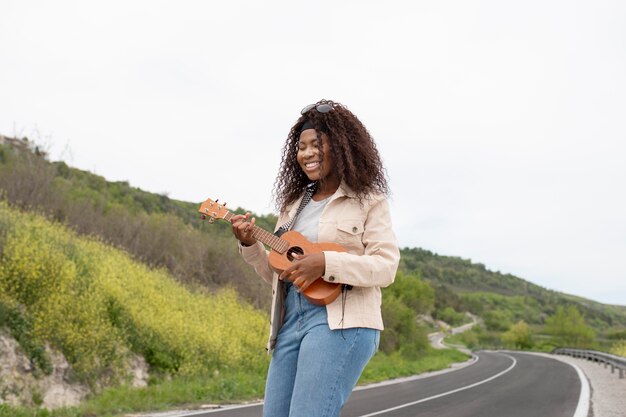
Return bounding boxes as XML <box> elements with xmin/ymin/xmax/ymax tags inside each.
<box><xmin>230</xmin><ymin>99</ymin><xmax>400</xmax><ymax>417</ymax></box>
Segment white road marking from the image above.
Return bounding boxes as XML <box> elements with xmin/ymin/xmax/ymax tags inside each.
<box><xmin>356</xmin><ymin>353</ymin><xmax>517</xmax><ymax>417</ymax></box>
<box><xmin>354</xmin><ymin>355</ymin><xmax>479</xmax><ymax>391</ymax></box>
<box><xmin>565</xmin><ymin>361</ymin><xmax>590</xmax><ymax>417</ymax></box>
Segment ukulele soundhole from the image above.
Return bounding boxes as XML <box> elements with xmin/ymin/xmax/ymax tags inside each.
<box><xmin>286</xmin><ymin>246</ymin><xmax>304</xmax><ymax>262</ymax></box>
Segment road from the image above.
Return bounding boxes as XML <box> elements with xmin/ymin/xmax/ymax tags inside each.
<box><xmin>163</xmin><ymin>351</ymin><xmax>586</xmax><ymax>417</ymax></box>
<box><xmin>428</xmin><ymin>313</ymin><xmax>478</xmax><ymax>351</ymax></box>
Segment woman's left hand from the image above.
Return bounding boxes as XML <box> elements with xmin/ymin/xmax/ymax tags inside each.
<box><xmin>279</xmin><ymin>253</ymin><xmax>326</xmax><ymax>291</ymax></box>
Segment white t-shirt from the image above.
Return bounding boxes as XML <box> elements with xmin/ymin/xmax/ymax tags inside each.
<box><xmin>291</xmin><ymin>197</ymin><xmax>330</xmax><ymax>243</ymax></box>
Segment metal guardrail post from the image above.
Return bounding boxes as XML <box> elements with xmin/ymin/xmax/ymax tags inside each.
<box><xmin>553</xmin><ymin>347</ymin><xmax>625</xmax><ymax>379</ymax></box>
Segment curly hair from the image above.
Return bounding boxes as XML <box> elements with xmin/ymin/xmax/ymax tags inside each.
<box><xmin>273</xmin><ymin>99</ymin><xmax>390</xmax><ymax>212</ymax></box>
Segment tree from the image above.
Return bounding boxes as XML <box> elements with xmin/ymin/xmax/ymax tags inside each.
<box><xmin>545</xmin><ymin>305</ymin><xmax>596</xmax><ymax>348</ymax></box>
<box><xmin>380</xmin><ymin>294</ymin><xmax>429</xmax><ymax>358</ymax></box>
<box><xmin>386</xmin><ymin>271</ymin><xmax>435</xmax><ymax>314</ymax></box>
<box><xmin>380</xmin><ymin>272</ymin><xmax>433</xmax><ymax>358</ymax></box>
<box><xmin>483</xmin><ymin>309</ymin><xmax>513</xmax><ymax>331</ymax></box>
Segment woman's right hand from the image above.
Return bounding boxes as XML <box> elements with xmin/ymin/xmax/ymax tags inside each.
<box><xmin>229</xmin><ymin>212</ymin><xmax>257</xmax><ymax>246</ymax></box>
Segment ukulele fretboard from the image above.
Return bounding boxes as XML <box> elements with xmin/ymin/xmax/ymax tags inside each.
<box><xmin>222</xmin><ymin>212</ymin><xmax>289</xmax><ymax>253</ymax></box>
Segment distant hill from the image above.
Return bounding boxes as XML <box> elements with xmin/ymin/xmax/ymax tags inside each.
<box><xmin>399</xmin><ymin>247</ymin><xmax>626</xmax><ymax>333</ymax></box>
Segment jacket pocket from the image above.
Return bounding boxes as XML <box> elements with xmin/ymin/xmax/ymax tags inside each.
<box><xmin>336</xmin><ymin>219</ymin><xmax>365</xmax><ymax>248</ymax></box>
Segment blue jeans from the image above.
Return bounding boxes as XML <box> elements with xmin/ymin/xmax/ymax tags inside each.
<box><xmin>263</xmin><ymin>283</ymin><xmax>380</xmax><ymax>417</ymax></box>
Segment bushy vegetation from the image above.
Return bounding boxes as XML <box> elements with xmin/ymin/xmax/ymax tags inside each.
<box><xmin>0</xmin><ymin>200</ymin><xmax>269</xmax><ymax>387</ymax></box>
<box><xmin>0</xmin><ymin>144</ymin><xmax>274</xmax><ymax>310</ymax></box>
<box><xmin>610</xmin><ymin>340</ymin><xmax>626</xmax><ymax>357</ymax></box>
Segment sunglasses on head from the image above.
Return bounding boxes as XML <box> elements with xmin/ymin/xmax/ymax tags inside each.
<box><xmin>301</xmin><ymin>103</ymin><xmax>333</xmax><ymax>115</ymax></box>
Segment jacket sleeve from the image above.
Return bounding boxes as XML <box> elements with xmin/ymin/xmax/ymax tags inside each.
<box><xmin>322</xmin><ymin>198</ymin><xmax>400</xmax><ymax>288</ymax></box>
<box><xmin>238</xmin><ymin>241</ymin><xmax>274</xmax><ymax>285</ymax></box>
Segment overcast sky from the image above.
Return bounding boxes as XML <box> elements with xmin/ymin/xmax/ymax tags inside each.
<box><xmin>1</xmin><ymin>1</ymin><xmax>625</xmax><ymax>306</ymax></box>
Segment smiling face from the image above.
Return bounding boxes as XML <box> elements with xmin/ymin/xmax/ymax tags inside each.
<box><xmin>297</xmin><ymin>128</ymin><xmax>334</xmax><ymax>182</ymax></box>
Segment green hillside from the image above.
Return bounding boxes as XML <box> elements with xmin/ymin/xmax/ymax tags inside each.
<box><xmin>0</xmin><ymin>141</ymin><xmax>276</xmax><ymax>310</ymax></box>
<box><xmin>399</xmin><ymin>247</ymin><xmax>626</xmax><ymax>332</ymax></box>
<box><xmin>0</xmin><ymin>199</ymin><xmax>270</xmax><ymax>412</ymax></box>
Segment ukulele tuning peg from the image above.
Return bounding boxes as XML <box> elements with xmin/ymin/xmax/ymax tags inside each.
<box><xmin>208</xmin><ymin>217</ymin><xmax>215</xmax><ymax>224</ymax></box>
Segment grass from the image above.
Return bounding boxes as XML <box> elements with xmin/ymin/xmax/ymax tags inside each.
<box><xmin>78</xmin><ymin>370</ymin><xmax>266</xmax><ymax>416</ymax></box>
<box><xmin>0</xmin><ymin>405</ymin><xmax>82</xmax><ymax>417</ymax></box>
<box><xmin>360</xmin><ymin>348</ymin><xmax>471</xmax><ymax>383</ymax></box>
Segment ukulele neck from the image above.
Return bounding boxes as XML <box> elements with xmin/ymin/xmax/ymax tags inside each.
<box><xmin>223</xmin><ymin>212</ymin><xmax>288</xmax><ymax>254</ymax></box>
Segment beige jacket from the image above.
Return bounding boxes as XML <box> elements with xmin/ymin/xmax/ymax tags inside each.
<box><xmin>239</xmin><ymin>183</ymin><xmax>400</xmax><ymax>352</ymax></box>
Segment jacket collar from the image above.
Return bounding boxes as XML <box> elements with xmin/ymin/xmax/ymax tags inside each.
<box><xmin>329</xmin><ymin>182</ymin><xmax>357</xmax><ymax>202</ymax></box>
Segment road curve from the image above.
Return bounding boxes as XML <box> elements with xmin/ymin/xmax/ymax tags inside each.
<box><xmin>342</xmin><ymin>351</ymin><xmax>581</xmax><ymax>417</ymax></box>
<box><xmin>428</xmin><ymin>314</ymin><xmax>478</xmax><ymax>351</ymax></box>
<box><xmin>166</xmin><ymin>351</ymin><xmax>584</xmax><ymax>417</ymax></box>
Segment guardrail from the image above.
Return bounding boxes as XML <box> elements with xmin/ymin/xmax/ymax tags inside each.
<box><xmin>553</xmin><ymin>348</ymin><xmax>626</xmax><ymax>379</ymax></box>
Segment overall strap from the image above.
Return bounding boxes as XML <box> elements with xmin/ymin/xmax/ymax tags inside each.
<box><xmin>275</xmin><ymin>182</ymin><xmax>317</xmax><ymax>237</ymax></box>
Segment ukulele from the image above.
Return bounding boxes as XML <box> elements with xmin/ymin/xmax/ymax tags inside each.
<box><xmin>199</xmin><ymin>198</ymin><xmax>346</xmax><ymax>305</ymax></box>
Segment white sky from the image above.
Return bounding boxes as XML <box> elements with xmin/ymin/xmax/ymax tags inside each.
<box><xmin>1</xmin><ymin>1</ymin><xmax>625</xmax><ymax>306</ymax></box>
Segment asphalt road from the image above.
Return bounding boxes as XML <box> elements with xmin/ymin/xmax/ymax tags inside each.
<box><xmin>169</xmin><ymin>351</ymin><xmax>584</xmax><ymax>417</ymax></box>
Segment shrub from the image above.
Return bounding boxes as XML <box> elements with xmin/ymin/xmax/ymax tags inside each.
<box><xmin>502</xmin><ymin>320</ymin><xmax>534</xmax><ymax>350</ymax></box>
<box><xmin>436</xmin><ymin>306</ymin><xmax>467</xmax><ymax>327</ymax></box>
